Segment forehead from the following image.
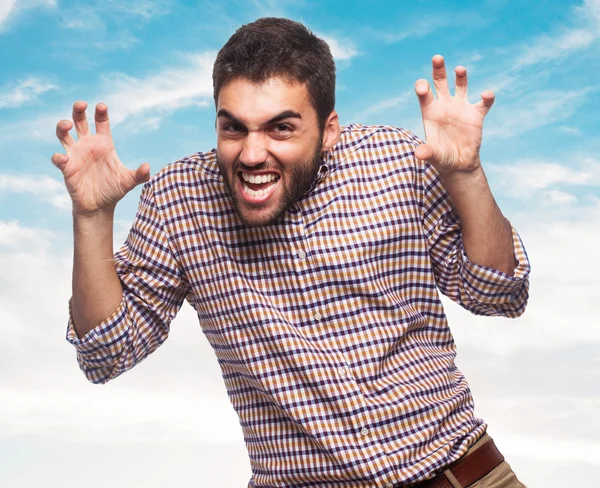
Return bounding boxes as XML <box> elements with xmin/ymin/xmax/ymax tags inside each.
<box><xmin>217</xmin><ymin>77</ymin><xmax>315</xmax><ymax>122</ymax></box>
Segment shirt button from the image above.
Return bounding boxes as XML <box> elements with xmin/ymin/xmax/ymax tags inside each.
<box><xmin>385</xmin><ymin>483</ymin><xmax>394</xmax><ymax>488</ymax></box>
<box><xmin>297</xmin><ymin>250</ymin><xmax>306</xmax><ymax>259</ymax></box>
<box><xmin>338</xmin><ymin>367</ymin><xmax>348</xmax><ymax>377</ymax></box>
<box><xmin>360</xmin><ymin>427</ymin><xmax>369</xmax><ymax>436</ymax></box>
<box><xmin>314</xmin><ymin>312</ymin><xmax>322</xmax><ymax>321</ymax></box>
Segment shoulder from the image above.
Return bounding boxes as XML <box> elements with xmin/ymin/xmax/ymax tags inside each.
<box><xmin>146</xmin><ymin>149</ymin><xmax>222</xmax><ymax>197</ymax></box>
<box><xmin>331</xmin><ymin>124</ymin><xmax>425</xmax><ymax>171</ymax></box>
<box><xmin>338</xmin><ymin>124</ymin><xmax>423</xmax><ymax>148</ymax></box>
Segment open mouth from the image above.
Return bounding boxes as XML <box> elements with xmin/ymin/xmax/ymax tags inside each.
<box><xmin>238</xmin><ymin>171</ymin><xmax>281</xmax><ymax>202</ymax></box>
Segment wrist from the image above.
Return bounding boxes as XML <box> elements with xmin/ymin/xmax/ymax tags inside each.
<box><xmin>439</xmin><ymin>162</ymin><xmax>484</xmax><ymax>184</ymax></box>
<box><xmin>72</xmin><ymin>207</ymin><xmax>116</xmax><ymax>236</ymax></box>
<box><xmin>72</xmin><ymin>206</ymin><xmax>116</xmax><ymax>222</ymax></box>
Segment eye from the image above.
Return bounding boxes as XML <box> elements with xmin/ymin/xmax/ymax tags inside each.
<box><xmin>271</xmin><ymin>123</ymin><xmax>293</xmax><ymax>134</ymax></box>
<box><xmin>222</xmin><ymin>122</ymin><xmax>245</xmax><ymax>133</ymax></box>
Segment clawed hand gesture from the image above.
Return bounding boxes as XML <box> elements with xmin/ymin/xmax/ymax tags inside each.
<box><xmin>52</xmin><ymin>102</ymin><xmax>150</xmax><ymax>216</ymax></box>
<box><xmin>414</xmin><ymin>55</ymin><xmax>494</xmax><ymax>174</ymax></box>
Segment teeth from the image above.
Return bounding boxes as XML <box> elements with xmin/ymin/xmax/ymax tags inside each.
<box><xmin>243</xmin><ymin>183</ymin><xmax>275</xmax><ymax>197</ymax></box>
<box><xmin>241</xmin><ymin>172</ymin><xmax>278</xmax><ymax>184</ymax></box>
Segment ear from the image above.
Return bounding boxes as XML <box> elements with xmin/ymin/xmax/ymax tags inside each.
<box><xmin>321</xmin><ymin>110</ymin><xmax>341</xmax><ymax>152</ymax></box>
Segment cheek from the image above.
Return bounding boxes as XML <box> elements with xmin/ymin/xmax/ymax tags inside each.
<box><xmin>217</xmin><ymin>141</ymin><xmax>241</xmax><ymax>169</ymax></box>
<box><xmin>271</xmin><ymin>141</ymin><xmax>315</xmax><ymax>166</ymax></box>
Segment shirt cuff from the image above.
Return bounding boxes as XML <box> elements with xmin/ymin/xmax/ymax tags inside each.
<box><xmin>65</xmin><ymin>296</ymin><xmax>130</xmax><ymax>356</ymax></box>
<box><xmin>459</xmin><ymin>226</ymin><xmax>531</xmax><ymax>306</ymax></box>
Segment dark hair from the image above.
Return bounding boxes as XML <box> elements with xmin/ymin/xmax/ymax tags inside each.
<box><xmin>213</xmin><ymin>17</ymin><xmax>336</xmax><ymax>129</ymax></box>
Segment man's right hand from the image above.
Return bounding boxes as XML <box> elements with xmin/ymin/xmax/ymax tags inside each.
<box><xmin>52</xmin><ymin>101</ymin><xmax>150</xmax><ymax>216</ymax></box>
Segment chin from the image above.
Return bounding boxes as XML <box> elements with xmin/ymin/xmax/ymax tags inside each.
<box><xmin>237</xmin><ymin>207</ymin><xmax>285</xmax><ymax>228</ymax></box>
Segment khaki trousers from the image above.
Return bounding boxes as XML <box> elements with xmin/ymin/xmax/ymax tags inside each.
<box><xmin>442</xmin><ymin>434</ymin><xmax>527</xmax><ymax>488</ymax></box>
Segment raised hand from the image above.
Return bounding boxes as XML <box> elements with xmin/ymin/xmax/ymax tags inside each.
<box><xmin>414</xmin><ymin>55</ymin><xmax>494</xmax><ymax>174</ymax></box>
<box><xmin>52</xmin><ymin>101</ymin><xmax>150</xmax><ymax>216</ymax></box>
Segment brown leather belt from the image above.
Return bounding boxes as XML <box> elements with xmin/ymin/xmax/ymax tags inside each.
<box><xmin>404</xmin><ymin>438</ymin><xmax>505</xmax><ymax>488</ymax></box>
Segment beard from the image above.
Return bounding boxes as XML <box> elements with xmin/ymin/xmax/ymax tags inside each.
<box><xmin>217</xmin><ymin>137</ymin><xmax>323</xmax><ymax>227</ymax></box>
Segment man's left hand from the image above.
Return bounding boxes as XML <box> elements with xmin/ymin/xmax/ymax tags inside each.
<box><xmin>414</xmin><ymin>55</ymin><xmax>494</xmax><ymax>174</ymax></box>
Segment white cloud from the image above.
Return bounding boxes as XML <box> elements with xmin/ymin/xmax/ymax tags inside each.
<box><xmin>0</xmin><ymin>173</ymin><xmax>70</xmax><ymax>209</ymax></box>
<box><xmin>558</xmin><ymin>125</ymin><xmax>582</xmax><ymax>136</ymax></box>
<box><xmin>1</xmin><ymin>389</ymin><xmax>241</xmax><ymax>444</ymax></box>
<box><xmin>515</xmin><ymin>28</ymin><xmax>596</xmax><ymax>69</ymax></box>
<box><xmin>0</xmin><ymin>0</ymin><xmax>55</xmax><ymax>32</ymax></box>
<box><xmin>0</xmin><ymin>219</ymin><xmax>242</xmax><ymax>453</ymax></box>
<box><xmin>93</xmin><ymin>32</ymin><xmax>140</xmax><ymax>51</ymax></box>
<box><xmin>372</xmin><ymin>11</ymin><xmax>488</xmax><ymax>44</ymax></box>
<box><xmin>544</xmin><ymin>189</ymin><xmax>578</xmax><ymax>204</ymax></box>
<box><xmin>488</xmin><ymin>158</ymin><xmax>600</xmax><ymax>196</ymax></box>
<box><xmin>0</xmin><ymin>76</ymin><xmax>57</xmax><ymax>109</ymax></box>
<box><xmin>59</xmin><ymin>5</ymin><xmax>103</xmax><ymax>31</ymax></box>
<box><xmin>0</xmin><ymin>0</ymin><xmax>17</xmax><ymax>29</ymax></box>
<box><xmin>445</xmin><ymin>210</ymin><xmax>600</xmax><ymax>353</ymax></box>
<box><xmin>467</xmin><ymin>0</ymin><xmax>598</xmax><ymax>126</ymax></box>
<box><xmin>514</xmin><ymin>0</ymin><xmax>600</xmax><ymax>69</ymax></box>
<box><xmin>319</xmin><ymin>34</ymin><xmax>358</xmax><ymax>61</ymax></box>
<box><xmin>247</xmin><ymin>0</ymin><xmax>298</xmax><ymax>17</ymax></box>
<box><xmin>107</xmin><ymin>0</ymin><xmax>171</xmax><ymax>19</ymax></box>
<box><xmin>0</xmin><ymin>51</ymin><xmax>215</xmax><ymax>141</ymax></box>
<box><xmin>356</xmin><ymin>90</ymin><xmax>414</xmax><ymax>121</ymax></box>
<box><xmin>101</xmin><ymin>52</ymin><xmax>215</xmax><ymax>128</ymax></box>
<box><xmin>0</xmin><ymin>220</ymin><xmax>53</xmax><ymax>248</ymax></box>
<box><xmin>577</xmin><ymin>0</ymin><xmax>600</xmax><ymax>21</ymax></box>
<box><xmin>485</xmin><ymin>89</ymin><xmax>589</xmax><ymax>139</ymax></box>
<box><xmin>60</xmin><ymin>0</ymin><xmax>169</xmax><ymax>31</ymax></box>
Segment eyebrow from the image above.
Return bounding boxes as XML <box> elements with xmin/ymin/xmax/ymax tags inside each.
<box><xmin>216</xmin><ymin>109</ymin><xmax>302</xmax><ymax>127</ymax></box>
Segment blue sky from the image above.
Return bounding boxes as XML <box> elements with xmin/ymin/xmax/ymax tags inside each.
<box><xmin>1</xmin><ymin>0</ymin><xmax>599</xmax><ymax>487</ymax></box>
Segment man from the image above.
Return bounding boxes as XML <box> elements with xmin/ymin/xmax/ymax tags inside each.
<box><xmin>53</xmin><ymin>17</ymin><xmax>530</xmax><ymax>488</ymax></box>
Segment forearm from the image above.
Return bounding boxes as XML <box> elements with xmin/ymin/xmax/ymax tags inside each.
<box><xmin>440</xmin><ymin>166</ymin><xmax>516</xmax><ymax>276</ymax></box>
<box><xmin>71</xmin><ymin>208</ymin><xmax>124</xmax><ymax>338</ymax></box>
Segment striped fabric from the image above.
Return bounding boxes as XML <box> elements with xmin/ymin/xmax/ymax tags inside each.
<box><xmin>66</xmin><ymin>124</ymin><xmax>530</xmax><ymax>487</ymax></box>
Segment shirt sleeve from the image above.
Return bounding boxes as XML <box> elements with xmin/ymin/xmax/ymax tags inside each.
<box><xmin>417</xmin><ymin>148</ymin><xmax>531</xmax><ymax>318</ymax></box>
<box><xmin>65</xmin><ymin>181</ymin><xmax>189</xmax><ymax>384</ymax></box>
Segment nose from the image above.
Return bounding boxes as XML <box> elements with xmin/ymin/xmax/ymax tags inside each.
<box><xmin>239</xmin><ymin>132</ymin><xmax>267</xmax><ymax>167</ymax></box>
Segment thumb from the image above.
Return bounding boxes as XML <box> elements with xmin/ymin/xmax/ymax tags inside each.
<box><xmin>134</xmin><ymin>163</ymin><xmax>151</xmax><ymax>184</ymax></box>
<box><xmin>124</xmin><ymin>163</ymin><xmax>151</xmax><ymax>193</ymax></box>
<box><xmin>414</xmin><ymin>143</ymin><xmax>441</xmax><ymax>164</ymax></box>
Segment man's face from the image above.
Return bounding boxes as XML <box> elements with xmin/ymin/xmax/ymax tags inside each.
<box><xmin>216</xmin><ymin>77</ymin><xmax>326</xmax><ymax>227</ymax></box>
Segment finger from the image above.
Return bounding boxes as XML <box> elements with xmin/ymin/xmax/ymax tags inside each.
<box><xmin>454</xmin><ymin>66</ymin><xmax>468</xmax><ymax>100</ymax></box>
<box><xmin>135</xmin><ymin>163</ymin><xmax>151</xmax><ymax>184</ymax></box>
<box><xmin>124</xmin><ymin>163</ymin><xmax>151</xmax><ymax>193</ymax></box>
<box><xmin>72</xmin><ymin>100</ymin><xmax>89</xmax><ymax>138</ymax></box>
<box><xmin>414</xmin><ymin>143</ymin><xmax>441</xmax><ymax>165</ymax></box>
<box><xmin>56</xmin><ymin>120</ymin><xmax>75</xmax><ymax>149</ymax></box>
<box><xmin>432</xmin><ymin>54</ymin><xmax>450</xmax><ymax>98</ymax></box>
<box><xmin>415</xmin><ymin>79</ymin><xmax>434</xmax><ymax>110</ymax></box>
<box><xmin>95</xmin><ymin>102</ymin><xmax>111</xmax><ymax>136</ymax></box>
<box><xmin>51</xmin><ymin>153</ymin><xmax>69</xmax><ymax>171</ymax></box>
<box><xmin>474</xmin><ymin>90</ymin><xmax>495</xmax><ymax>117</ymax></box>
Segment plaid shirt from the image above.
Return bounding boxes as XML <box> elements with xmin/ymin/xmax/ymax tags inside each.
<box><xmin>67</xmin><ymin>124</ymin><xmax>530</xmax><ymax>487</ymax></box>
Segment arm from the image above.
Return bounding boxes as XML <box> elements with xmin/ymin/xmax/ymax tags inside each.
<box><xmin>419</xmin><ymin>153</ymin><xmax>530</xmax><ymax>317</ymax></box>
<box><xmin>415</xmin><ymin>55</ymin><xmax>519</xmax><ymax>277</ymax></box>
<box><xmin>66</xmin><ymin>182</ymin><xmax>189</xmax><ymax>383</ymax></box>
<box><xmin>413</xmin><ymin>56</ymin><xmax>530</xmax><ymax>315</ymax></box>
<box><xmin>439</xmin><ymin>168</ymin><xmax>516</xmax><ymax>276</ymax></box>
<box><xmin>54</xmin><ymin>102</ymin><xmax>187</xmax><ymax>382</ymax></box>
<box><xmin>54</xmin><ymin>102</ymin><xmax>150</xmax><ymax>338</ymax></box>
<box><xmin>71</xmin><ymin>208</ymin><xmax>123</xmax><ymax>338</ymax></box>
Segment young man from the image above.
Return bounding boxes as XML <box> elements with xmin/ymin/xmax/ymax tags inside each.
<box><xmin>54</xmin><ymin>17</ymin><xmax>530</xmax><ymax>488</ymax></box>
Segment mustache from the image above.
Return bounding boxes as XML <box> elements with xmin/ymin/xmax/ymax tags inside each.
<box><xmin>237</xmin><ymin>161</ymin><xmax>281</xmax><ymax>172</ymax></box>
